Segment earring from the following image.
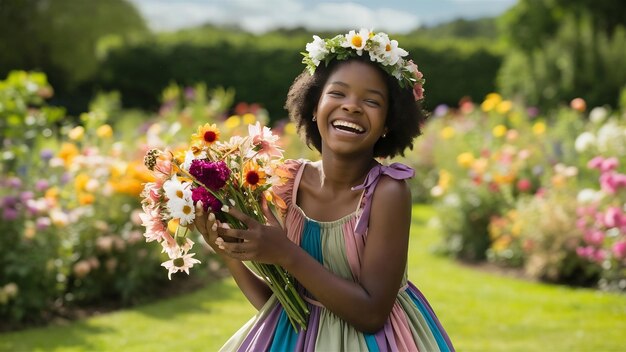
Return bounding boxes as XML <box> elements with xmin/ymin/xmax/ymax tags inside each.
<box><xmin>312</xmin><ymin>114</ymin><xmax>317</xmax><ymax>122</ymax></box>
<box><xmin>382</xmin><ymin>133</ymin><xmax>387</xmax><ymax>138</ymax></box>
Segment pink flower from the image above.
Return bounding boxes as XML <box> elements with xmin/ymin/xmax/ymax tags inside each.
<box><xmin>413</xmin><ymin>83</ymin><xmax>424</xmax><ymax>101</ymax></box>
<box><xmin>516</xmin><ymin>178</ymin><xmax>532</xmax><ymax>192</ymax></box>
<box><xmin>140</xmin><ymin>204</ymin><xmax>168</xmax><ymax>242</ymax></box>
<box><xmin>612</xmin><ymin>241</ymin><xmax>626</xmax><ymax>260</ymax></box>
<box><xmin>600</xmin><ymin>172</ymin><xmax>618</xmax><ymax>194</ymax></box>
<box><xmin>189</xmin><ymin>160</ymin><xmax>230</xmax><ymax>191</ymax></box>
<box><xmin>603</xmin><ymin>207</ymin><xmax>626</xmax><ymax>228</ymax></box>
<box><xmin>584</xmin><ymin>230</ymin><xmax>605</xmax><ymax>246</ymax></box>
<box><xmin>587</xmin><ymin>156</ymin><xmax>604</xmax><ymax>170</ymax></box>
<box><xmin>248</xmin><ymin>122</ymin><xmax>283</xmax><ymax>158</ymax></box>
<box><xmin>576</xmin><ymin>246</ymin><xmax>594</xmax><ymax>259</ymax></box>
<box><xmin>600</xmin><ymin>157</ymin><xmax>619</xmax><ymax>173</ymax></box>
<box><xmin>191</xmin><ymin>186</ymin><xmax>222</xmax><ymax>212</ymax></box>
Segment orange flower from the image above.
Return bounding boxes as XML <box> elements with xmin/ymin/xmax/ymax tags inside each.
<box><xmin>243</xmin><ymin>161</ymin><xmax>266</xmax><ymax>190</ymax></box>
<box><xmin>191</xmin><ymin>123</ymin><xmax>220</xmax><ymax>148</ymax></box>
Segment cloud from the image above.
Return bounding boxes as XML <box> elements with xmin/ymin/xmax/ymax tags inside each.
<box><xmin>130</xmin><ymin>0</ymin><xmax>420</xmax><ymax>34</ymax></box>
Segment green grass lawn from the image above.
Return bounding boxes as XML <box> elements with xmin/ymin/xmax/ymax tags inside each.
<box><xmin>1</xmin><ymin>205</ymin><xmax>625</xmax><ymax>351</ymax></box>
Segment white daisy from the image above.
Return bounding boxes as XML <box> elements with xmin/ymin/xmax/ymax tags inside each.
<box><xmin>161</xmin><ymin>237</ymin><xmax>194</xmax><ymax>259</ymax></box>
<box><xmin>163</xmin><ymin>175</ymin><xmax>191</xmax><ymax>202</ymax></box>
<box><xmin>167</xmin><ymin>197</ymin><xmax>195</xmax><ymax>226</ymax></box>
<box><xmin>342</xmin><ymin>29</ymin><xmax>370</xmax><ymax>56</ymax></box>
<box><xmin>305</xmin><ymin>35</ymin><xmax>328</xmax><ymax>66</ymax></box>
<box><xmin>161</xmin><ymin>253</ymin><xmax>201</xmax><ymax>280</ymax></box>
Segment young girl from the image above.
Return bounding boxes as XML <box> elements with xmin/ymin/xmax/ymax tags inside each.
<box><xmin>194</xmin><ymin>29</ymin><xmax>454</xmax><ymax>351</ymax></box>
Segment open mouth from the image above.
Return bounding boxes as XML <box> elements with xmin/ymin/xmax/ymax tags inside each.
<box><xmin>331</xmin><ymin>120</ymin><xmax>365</xmax><ymax>134</ymax></box>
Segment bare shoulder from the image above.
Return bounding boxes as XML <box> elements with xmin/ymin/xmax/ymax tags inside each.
<box><xmin>371</xmin><ymin>175</ymin><xmax>411</xmax><ymax>208</ymax></box>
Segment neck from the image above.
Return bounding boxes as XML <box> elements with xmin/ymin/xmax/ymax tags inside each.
<box><xmin>319</xmin><ymin>152</ymin><xmax>377</xmax><ymax>190</ymax></box>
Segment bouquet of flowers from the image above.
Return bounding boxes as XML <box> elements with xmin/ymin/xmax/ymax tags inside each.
<box><xmin>139</xmin><ymin>122</ymin><xmax>309</xmax><ymax>330</ymax></box>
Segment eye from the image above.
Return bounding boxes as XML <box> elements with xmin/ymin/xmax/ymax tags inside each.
<box><xmin>365</xmin><ymin>99</ymin><xmax>381</xmax><ymax>107</ymax></box>
<box><xmin>328</xmin><ymin>91</ymin><xmax>344</xmax><ymax>97</ymax></box>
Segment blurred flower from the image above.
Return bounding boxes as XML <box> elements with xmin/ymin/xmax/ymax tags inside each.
<box><xmin>433</xmin><ymin>104</ymin><xmax>449</xmax><ymax>117</ymax></box>
<box><xmin>96</xmin><ymin>124</ymin><xmax>113</xmax><ymax>138</ymax></box>
<box><xmin>440</xmin><ymin>126</ymin><xmax>455</xmax><ymax>139</ymax></box>
<box><xmin>73</xmin><ymin>260</ymin><xmax>91</xmax><ymax>279</ymax></box>
<box><xmin>68</xmin><ymin>126</ymin><xmax>85</xmax><ymax>141</ymax></box>
<box><xmin>532</xmin><ymin>122</ymin><xmax>546</xmax><ymax>135</ymax></box>
<box><xmin>496</xmin><ymin>100</ymin><xmax>513</xmax><ymax>114</ymax></box>
<box><xmin>456</xmin><ymin>152</ymin><xmax>475</xmax><ymax>168</ymax></box>
<box><xmin>570</xmin><ymin>98</ymin><xmax>586</xmax><ymax>112</ymax></box>
<box><xmin>58</xmin><ymin>143</ymin><xmax>79</xmax><ymax>166</ymax></box>
<box><xmin>574</xmin><ymin>132</ymin><xmax>596</xmax><ymax>152</ymax></box>
<box><xmin>481</xmin><ymin>93</ymin><xmax>502</xmax><ymax>112</ymax></box>
<box><xmin>517</xmin><ymin>179</ymin><xmax>532</xmax><ymax>192</ymax></box>
<box><xmin>224</xmin><ymin>115</ymin><xmax>241</xmax><ymax>130</ymax></box>
<box><xmin>492</xmin><ymin>125</ymin><xmax>507</xmax><ymax>138</ymax></box>
<box><xmin>589</xmin><ymin>106</ymin><xmax>608</xmax><ymax>124</ymax></box>
<box><xmin>242</xmin><ymin>113</ymin><xmax>256</xmax><ymax>125</ymax></box>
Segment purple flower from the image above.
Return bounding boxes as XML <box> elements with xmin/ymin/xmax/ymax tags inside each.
<box><xmin>191</xmin><ymin>186</ymin><xmax>222</xmax><ymax>213</ymax></box>
<box><xmin>433</xmin><ymin>104</ymin><xmax>449</xmax><ymax>117</ymax></box>
<box><xmin>2</xmin><ymin>208</ymin><xmax>18</xmax><ymax>221</ymax></box>
<box><xmin>20</xmin><ymin>191</ymin><xmax>34</xmax><ymax>203</ymax></box>
<box><xmin>40</xmin><ymin>149</ymin><xmax>54</xmax><ymax>161</ymax></box>
<box><xmin>36</xmin><ymin>217</ymin><xmax>52</xmax><ymax>230</ymax></box>
<box><xmin>189</xmin><ymin>160</ymin><xmax>230</xmax><ymax>191</ymax></box>
<box><xmin>2</xmin><ymin>196</ymin><xmax>18</xmax><ymax>208</ymax></box>
<box><xmin>35</xmin><ymin>179</ymin><xmax>49</xmax><ymax>192</ymax></box>
<box><xmin>6</xmin><ymin>177</ymin><xmax>21</xmax><ymax>189</ymax></box>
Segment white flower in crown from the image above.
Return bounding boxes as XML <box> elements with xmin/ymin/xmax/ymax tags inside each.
<box><xmin>305</xmin><ymin>35</ymin><xmax>328</xmax><ymax>66</ymax></box>
<box><xmin>368</xmin><ymin>32</ymin><xmax>407</xmax><ymax>66</ymax></box>
<box><xmin>342</xmin><ymin>29</ymin><xmax>371</xmax><ymax>56</ymax></box>
<box><xmin>301</xmin><ymin>28</ymin><xmax>426</xmax><ymax>99</ymax></box>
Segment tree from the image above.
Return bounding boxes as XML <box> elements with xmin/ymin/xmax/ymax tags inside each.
<box><xmin>0</xmin><ymin>0</ymin><xmax>148</xmax><ymax>112</ymax></box>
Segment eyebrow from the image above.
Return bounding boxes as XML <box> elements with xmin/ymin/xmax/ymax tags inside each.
<box><xmin>328</xmin><ymin>81</ymin><xmax>387</xmax><ymax>101</ymax></box>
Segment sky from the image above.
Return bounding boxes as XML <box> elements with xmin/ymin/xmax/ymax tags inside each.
<box><xmin>129</xmin><ymin>0</ymin><xmax>518</xmax><ymax>34</ymax></box>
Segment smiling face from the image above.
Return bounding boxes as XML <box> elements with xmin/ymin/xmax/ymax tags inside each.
<box><xmin>314</xmin><ymin>60</ymin><xmax>389</xmax><ymax>159</ymax></box>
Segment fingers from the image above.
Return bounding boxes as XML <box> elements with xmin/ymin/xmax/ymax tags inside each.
<box><xmin>223</xmin><ymin>206</ymin><xmax>257</xmax><ymax>229</ymax></box>
<box><xmin>261</xmin><ymin>197</ymin><xmax>281</xmax><ymax>227</ymax></box>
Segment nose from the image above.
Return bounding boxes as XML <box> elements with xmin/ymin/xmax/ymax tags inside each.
<box><xmin>341</xmin><ymin>99</ymin><xmax>362</xmax><ymax>114</ymax></box>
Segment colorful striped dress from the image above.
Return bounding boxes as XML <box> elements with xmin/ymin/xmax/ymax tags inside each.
<box><xmin>221</xmin><ymin>160</ymin><xmax>454</xmax><ymax>351</ymax></box>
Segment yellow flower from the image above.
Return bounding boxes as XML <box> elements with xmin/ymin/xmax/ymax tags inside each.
<box><xmin>242</xmin><ymin>113</ymin><xmax>256</xmax><ymax>125</ymax></box>
<box><xmin>532</xmin><ymin>121</ymin><xmax>546</xmax><ymax>135</ymax></box>
<box><xmin>471</xmin><ymin>157</ymin><xmax>489</xmax><ymax>175</ymax></box>
<box><xmin>224</xmin><ymin>115</ymin><xmax>241</xmax><ymax>130</ymax></box>
<box><xmin>481</xmin><ymin>93</ymin><xmax>502</xmax><ymax>112</ymax></box>
<box><xmin>58</xmin><ymin>142</ymin><xmax>79</xmax><ymax>166</ymax></box>
<box><xmin>440</xmin><ymin>126</ymin><xmax>455</xmax><ymax>139</ymax></box>
<box><xmin>492</xmin><ymin>125</ymin><xmax>507</xmax><ymax>138</ymax></box>
<box><xmin>168</xmin><ymin>218</ymin><xmax>180</xmax><ymax>234</ymax></box>
<box><xmin>496</xmin><ymin>100</ymin><xmax>513</xmax><ymax>114</ymax></box>
<box><xmin>96</xmin><ymin>124</ymin><xmax>113</xmax><ymax>138</ymax></box>
<box><xmin>492</xmin><ymin>236</ymin><xmax>512</xmax><ymax>252</ymax></box>
<box><xmin>493</xmin><ymin>172</ymin><xmax>515</xmax><ymax>185</ymax></box>
<box><xmin>45</xmin><ymin>187</ymin><xmax>60</xmax><ymax>205</ymax></box>
<box><xmin>75</xmin><ymin>173</ymin><xmax>90</xmax><ymax>192</ymax></box>
<box><xmin>456</xmin><ymin>152</ymin><xmax>475</xmax><ymax>168</ymax></box>
<box><xmin>191</xmin><ymin>123</ymin><xmax>220</xmax><ymax>148</ymax></box>
<box><xmin>243</xmin><ymin>161</ymin><xmax>267</xmax><ymax>190</ymax></box>
<box><xmin>78</xmin><ymin>192</ymin><xmax>95</xmax><ymax>205</ymax></box>
<box><xmin>68</xmin><ymin>126</ymin><xmax>85</xmax><ymax>141</ymax></box>
<box><xmin>438</xmin><ymin>169</ymin><xmax>452</xmax><ymax>190</ymax></box>
<box><xmin>284</xmin><ymin>122</ymin><xmax>297</xmax><ymax>135</ymax></box>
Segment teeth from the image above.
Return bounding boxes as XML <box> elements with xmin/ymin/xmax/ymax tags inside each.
<box><xmin>332</xmin><ymin>120</ymin><xmax>365</xmax><ymax>133</ymax></box>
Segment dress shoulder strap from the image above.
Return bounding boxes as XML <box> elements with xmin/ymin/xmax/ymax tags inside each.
<box><xmin>351</xmin><ymin>162</ymin><xmax>415</xmax><ymax>236</ymax></box>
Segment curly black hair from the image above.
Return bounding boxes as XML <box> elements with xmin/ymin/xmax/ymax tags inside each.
<box><xmin>284</xmin><ymin>55</ymin><xmax>428</xmax><ymax>158</ymax></box>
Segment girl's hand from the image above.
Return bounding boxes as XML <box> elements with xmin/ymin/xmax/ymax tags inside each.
<box><xmin>193</xmin><ymin>201</ymin><xmax>221</xmax><ymax>252</ymax></box>
<box><xmin>215</xmin><ymin>198</ymin><xmax>292</xmax><ymax>265</ymax></box>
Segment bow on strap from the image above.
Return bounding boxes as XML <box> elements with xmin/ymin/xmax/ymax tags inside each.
<box><xmin>351</xmin><ymin>162</ymin><xmax>415</xmax><ymax>236</ymax></box>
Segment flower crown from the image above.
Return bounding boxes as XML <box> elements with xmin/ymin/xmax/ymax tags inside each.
<box><xmin>302</xmin><ymin>29</ymin><xmax>425</xmax><ymax>101</ymax></box>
